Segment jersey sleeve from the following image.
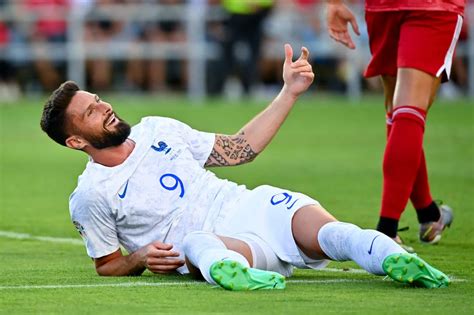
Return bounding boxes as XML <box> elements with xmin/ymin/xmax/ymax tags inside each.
<box><xmin>162</xmin><ymin>117</ymin><xmax>215</xmax><ymax>166</ymax></box>
<box><xmin>69</xmin><ymin>190</ymin><xmax>119</xmax><ymax>259</ymax></box>
<box><xmin>183</xmin><ymin>125</ymin><xmax>215</xmax><ymax>166</ymax></box>
<box><xmin>142</xmin><ymin>116</ymin><xmax>215</xmax><ymax>166</ymax></box>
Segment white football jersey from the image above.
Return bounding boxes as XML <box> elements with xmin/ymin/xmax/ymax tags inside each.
<box><xmin>70</xmin><ymin>117</ymin><xmax>246</xmax><ymax>262</ymax></box>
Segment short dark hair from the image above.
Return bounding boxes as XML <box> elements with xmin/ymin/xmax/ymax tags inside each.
<box><xmin>40</xmin><ymin>81</ymin><xmax>80</xmax><ymax>146</ymax></box>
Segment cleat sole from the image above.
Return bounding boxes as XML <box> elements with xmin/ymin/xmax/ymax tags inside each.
<box><xmin>210</xmin><ymin>260</ymin><xmax>286</xmax><ymax>291</ymax></box>
<box><xmin>383</xmin><ymin>253</ymin><xmax>450</xmax><ymax>289</ymax></box>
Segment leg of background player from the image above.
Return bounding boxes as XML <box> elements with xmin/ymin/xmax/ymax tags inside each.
<box><xmin>378</xmin><ymin>75</ymin><xmax>439</xmax><ymax>250</ymax></box>
<box><xmin>378</xmin><ymin>69</ymin><xmax>450</xmax><ymax>243</ymax></box>
<box><xmin>379</xmin><ymin>75</ymin><xmax>414</xmax><ymax>252</ymax></box>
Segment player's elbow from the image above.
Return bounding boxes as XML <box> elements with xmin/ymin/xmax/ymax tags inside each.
<box><xmin>95</xmin><ymin>265</ymin><xmax>113</xmax><ymax>277</ymax></box>
<box><xmin>236</xmin><ymin>152</ymin><xmax>259</xmax><ymax>165</ymax></box>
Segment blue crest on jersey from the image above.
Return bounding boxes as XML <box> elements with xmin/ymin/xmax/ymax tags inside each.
<box><xmin>151</xmin><ymin>141</ymin><xmax>171</xmax><ymax>154</ymax></box>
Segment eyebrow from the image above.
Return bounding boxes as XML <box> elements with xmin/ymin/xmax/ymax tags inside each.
<box><xmin>82</xmin><ymin>103</ymin><xmax>93</xmax><ymax>120</ymax></box>
<box><xmin>82</xmin><ymin>95</ymin><xmax>97</xmax><ymax>120</ymax></box>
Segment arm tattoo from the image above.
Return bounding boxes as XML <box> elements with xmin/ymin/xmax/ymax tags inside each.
<box><xmin>205</xmin><ymin>131</ymin><xmax>258</xmax><ymax>167</ymax></box>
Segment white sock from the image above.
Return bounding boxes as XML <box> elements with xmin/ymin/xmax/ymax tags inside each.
<box><xmin>182</xmin><ymin>231</ymin><xmax>250</xmax><ymax>285</ymax></box>
<box><xmin>317</xmin><ymin>221</ymin><xmax>406</xmax><ymax>275</ymax></box>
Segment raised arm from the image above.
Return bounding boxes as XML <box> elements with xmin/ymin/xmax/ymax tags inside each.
<box><xmin>205</xmin><ymin>44</ymin><xmax>315</xmax><ymax>167</ymax></box>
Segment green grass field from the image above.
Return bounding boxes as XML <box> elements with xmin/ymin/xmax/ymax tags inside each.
<box><xmin>1</xmin><ymin>95</ymin><xmax>473</xmax><ymax>314</ymax></box>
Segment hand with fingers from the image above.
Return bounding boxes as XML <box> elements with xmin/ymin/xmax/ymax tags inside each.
<box><xmin>139</xmin><ymin>241</ymin><xmax>185</xmax><ymax>274</ymax></box>
<box><xmin>282</xmin><ymin>44</ymin><xmax>315</xmax><ymax>98</ymax></box>
<box><xmin>326</xmin><ymin>1</ymin><xmax>360</xmax><ymax>49</ymax></box>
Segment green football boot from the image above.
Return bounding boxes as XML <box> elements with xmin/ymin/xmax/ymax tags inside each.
<box><xmin>383</xmin><ymin>253</ymin><xmax>450</xmax><ymax>288</ymax></box>
<box><xmin>210</xmin><ymin>260</ymin><xmax>286</xmax><ymax>291</ymax></box>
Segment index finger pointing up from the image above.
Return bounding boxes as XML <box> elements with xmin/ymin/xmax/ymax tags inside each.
<box><xmin>284</xmin><ymin>43</ymin><xmax>293</xmax><ymax>64</ymax></box>
<box><xmin>298</xmin><ymin>46</ymin><xmax>309</xmax><ymax>61</ymax></box>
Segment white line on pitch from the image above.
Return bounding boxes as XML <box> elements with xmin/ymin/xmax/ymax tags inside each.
<box><xmin>0</xmin><ymin>278</ymin><xmax>466</xmax><ymax>290</ymax></box>
<box><xmin>318</xmin><ymin>268</ymin><xmax>367</xmax><ymax>274</ymax></box>
<box><xmin>0</xmin><ymin>230</ymin><xmax>83</xmax><ymax>245</ymax></box>
<box><xmin>0</xmin><ymin>230</ymin><xmax>367</xmax><ymax>274</ymax></box>
<box><xmin>0</xmin><ymin>279</ymin><xmax>387</xmax><ymax>290</ymax></box>
<box><xmin>0</xmin><ymin>230</ymin><xmax>467</xmax><ymax>283</ymax></box>
<box><xmin>0</xmin><ymin>282</ymin><xmax>204</xmax><ymax>290</ymax></box>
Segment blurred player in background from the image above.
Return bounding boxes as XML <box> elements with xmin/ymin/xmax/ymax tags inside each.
<box><xmin>208</xmin><ymin>0</ymin><xmax>274</xmax><ymax>96</ymax></box>
<box><xmin>19</xmin><ymin>0</ymin><xmax>69</xmax><ymax>92</ymax></box>
<box><xmin>40</xmin><ymin>44</ymin><xmax>450</xmax><ymax>290</ymax></box>
<box><xmin>126</xmin><ymin>0</ymin><xmax>188</xmax><ymax>92</ymax></box>
<box><xmin>326</xmin><ymin>0</ymin><xmax>465</xmax><ymax>251</ymax></box>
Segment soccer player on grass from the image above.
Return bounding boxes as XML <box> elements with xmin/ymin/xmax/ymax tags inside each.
<box><xmin>325</xmin><ymin>0</ymin><xmax>464</xmax><ymax>251</ymax></box>
<box><xmin>41</xmin><ymin>44</ymin><xmax>449</xmax><ymax>290</ymax></box>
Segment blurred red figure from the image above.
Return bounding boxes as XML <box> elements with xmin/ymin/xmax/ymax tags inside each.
<box><xmin>0</xmin><ymin>16</ymin><xmax>9</xmax><ymax>44</ymax></box>
<box><xmin>23</xmin><ymin>0</ymin><xmax>69</xmax><ymax>91</ymax></box>
<box><xmin>326</xmin><ymin>0</ymin><xmax>465</xmax><ymax>251</ymax></box>
<box><xmin>0</xmin><ymin>21</ymin><xmax>14</xmax><ymax>88</ymax></box>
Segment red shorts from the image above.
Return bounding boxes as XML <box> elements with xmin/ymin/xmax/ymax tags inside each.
<box><xmin>364</xmin><ymin>11</ymin><xmax>463</xmax><ymax>80</ymax></box>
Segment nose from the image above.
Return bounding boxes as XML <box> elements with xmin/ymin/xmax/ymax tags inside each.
<box><xmin>99</xmin><ymin>101</ymin><xmax>113</xmax><ymax>115</ymax></box>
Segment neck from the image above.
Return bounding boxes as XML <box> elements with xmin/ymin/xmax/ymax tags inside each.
<box><xmin>85</xmin><ymin>138</ymin><xmax>135</xmax><ymax>167</ymax></box>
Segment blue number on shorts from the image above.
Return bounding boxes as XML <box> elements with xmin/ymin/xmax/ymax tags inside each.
<box><xmin>159</xmin><ymin>173</ymin><xmax>185</xmax><ymax>198</ymax></box>
<box><xmin>286</xmin><ymin>198</ymin><xmax>299</xmax><ymax>210</ymax></box>
<box><xmin>270</xmin><ymin>192</ymin><xmax>299</xmax><ymax>210</ymax></box>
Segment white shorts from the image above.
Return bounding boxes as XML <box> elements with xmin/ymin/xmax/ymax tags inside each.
<box><xmin>212</xmin><ymin>185</ymin><xmax>330</xmax><ymax>272</ymax></box>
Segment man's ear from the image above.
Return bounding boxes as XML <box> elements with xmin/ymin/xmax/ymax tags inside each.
<box><xmin>65</xmin><ymin>135</ymin><xmax>87</xmax><ymax>150</ymax></box>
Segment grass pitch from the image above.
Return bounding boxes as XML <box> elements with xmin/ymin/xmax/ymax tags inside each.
<box><xmin>1</xmin><ymin>94</ymin><xmax>473</xmax><ymax>314</ymax></box>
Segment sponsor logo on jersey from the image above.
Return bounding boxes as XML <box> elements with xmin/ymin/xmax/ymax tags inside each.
<box><xmin>118</xmin><ymin>180</ymin><xmax>129</xmax><ymax>199</ymax></box>
<box><xmin>368</xmin><ymin>235</ymin><xmax>380</xmax><ymax>255</ymax></box>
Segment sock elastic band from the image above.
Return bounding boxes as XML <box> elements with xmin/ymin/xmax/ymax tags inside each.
<box><xmin>416</xmin><ymin>201</ymin><xmax>441</xmax><ymax>223</ymax></box>
<box><xmin>376</xmin><ymin>217</ymin><xmax>399</xmax><ymax>238</ymax></box>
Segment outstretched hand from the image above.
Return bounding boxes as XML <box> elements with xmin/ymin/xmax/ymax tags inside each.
<box><xmin>282</xmin><ymin>44</ymin><xmax>315</xmax><ymax>98</ymax></box>
<box><xmin>326</xmin><ymin>2</ymin><xmax>360</xmax><ymax>49</ymax></box>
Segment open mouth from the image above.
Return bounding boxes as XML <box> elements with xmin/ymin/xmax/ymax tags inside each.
<box><xmin>105</xmin><ymin>113</ymin><xmax>116</xmax><ymax>127</ymax></box>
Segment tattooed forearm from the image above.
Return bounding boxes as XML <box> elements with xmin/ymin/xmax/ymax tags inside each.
<box><xmin>205</xmin><ymin>131</ymin><xmax>258</xmax><ymax>167</ymax></box>
<box><xmin>206</xmin><ymin>150</ymin><xmax>230</xmax><ymax>167</ymax></box>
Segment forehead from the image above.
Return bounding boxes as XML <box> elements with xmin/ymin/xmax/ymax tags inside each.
<box><xmin>66</xmin><ymin>91</ymin><xmax>95</xmax><ymax>117</ymax></box>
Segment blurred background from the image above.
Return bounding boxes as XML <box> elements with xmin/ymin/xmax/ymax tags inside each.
<box><xmin>0</xmin><ymin>0</ymin><xmax>472</xmax><ymax>103</ymax></box>
<box><xmin>0</xmin><ymin>4</ymin><xmax>473</xmax><ymax>309</ymax></box>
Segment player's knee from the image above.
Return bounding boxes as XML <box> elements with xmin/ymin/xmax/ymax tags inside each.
<box><xmin>182</xmin><ymin>231</ymin><xmax>223</xmax><ymax>254</ymax></box>
<box><xmin>233</xmin><ymin>233</ymin><xmax>293</xmax><ymax>277</ymax></box>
